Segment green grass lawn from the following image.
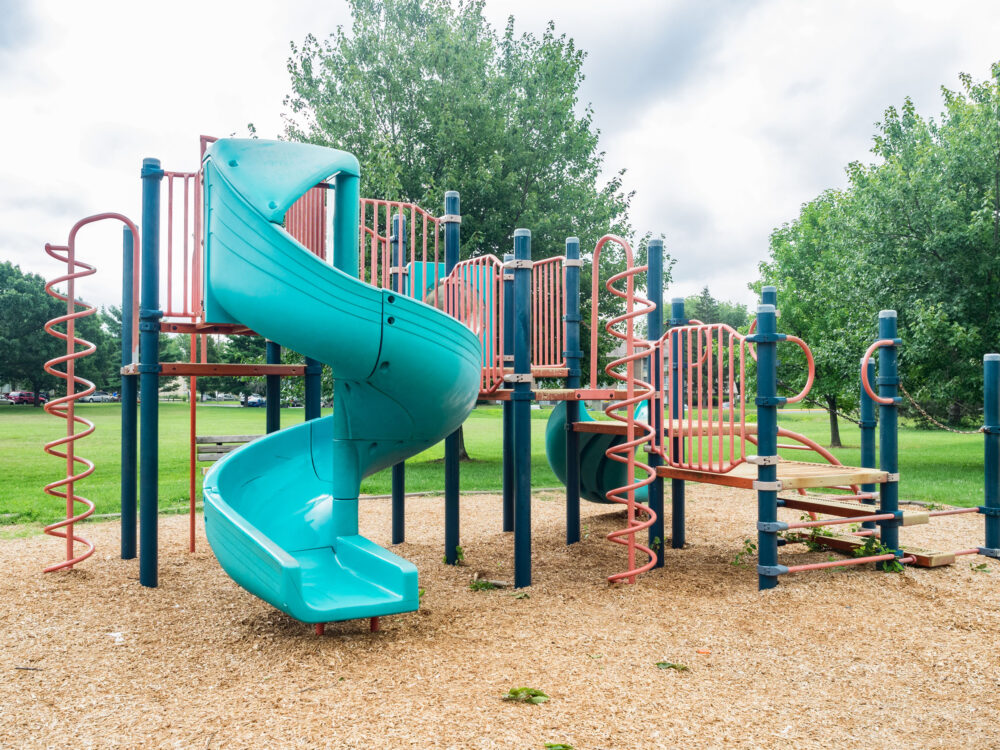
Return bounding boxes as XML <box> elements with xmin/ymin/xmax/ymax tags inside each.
<box><xmin>0</xmin><ymin>402</ymin><xmax>560</xmax><ymax>525</ymax></box>
<box><xmin>0</xmin><ymin>401</ymin><xmax>985</xmax><ymax>526</ymax></box>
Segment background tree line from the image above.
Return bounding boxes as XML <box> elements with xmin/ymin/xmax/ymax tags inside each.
<box><xmin>756</xmin><ymin>64</ymin><xmax>1000</xmax><ymax>445</ymax></box>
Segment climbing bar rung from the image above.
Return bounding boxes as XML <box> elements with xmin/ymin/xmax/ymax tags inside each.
<box><xmin>785</xmin><ymin>554</ymin><xmax>915</xmax><ymax>574</ymax></box>
<box><xmin>780</xmin><ymin>495</ymin><xmax>927</xmax><ymax>525</ymax></box>
<box><xmin>804</xmin><ymin>533</ymin><xmax>955</xmax><ymax>567</ymax></box>
<box><xmin>927</xmin><ymin>507</ymin><xmax>980</xmax><ymax>517</ymax></box>
<box><xmin>785</xmin><ymin>512</ymin><xmax>896</xmax><ymax>530</ymax></box>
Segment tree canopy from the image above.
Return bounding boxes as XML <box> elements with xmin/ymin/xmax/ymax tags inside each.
<box><xmin>756</xmin><ymin>64</ymin><xmax>1000</xmax><ymax>440</ymax></box>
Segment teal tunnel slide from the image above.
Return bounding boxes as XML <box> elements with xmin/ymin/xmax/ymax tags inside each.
<box><xmin>201</xmin><ymin>139</ymin><xmax>481</xmax><ymax>623</ymax></box>
<box><xmin>545</xmin><ymin>402</ymin><xmax>648</xmax><ymax>504</ymax></box>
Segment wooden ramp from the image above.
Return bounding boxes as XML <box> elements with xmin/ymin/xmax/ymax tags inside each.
<box><xmin>780</xmin><ymin>493</ymin><xmax>929</xmax><ymax>526</ymax></box>
<box><xmin>655</xmin><ymin>460</ymin><xmax>889</xmax><ymax>490</ymax></box>
<box><xmin>803</xmin><ymin>533</ymin><xmax>955</xmax><ymax>568</ymax></box>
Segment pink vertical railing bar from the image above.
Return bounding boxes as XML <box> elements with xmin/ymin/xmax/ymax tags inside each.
<box><xmin>182</xmin><ymin>176</ymin><xmax>190</xmax><ymax>315</ymax></box>
<box><xmin>705</xmin><ymin>327</ymin><xmax>714</xmax><ymax>470</ymax></box>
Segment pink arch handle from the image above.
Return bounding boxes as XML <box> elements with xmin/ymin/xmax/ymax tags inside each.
<box><xmin>782</xmin><ymin>335</ymin><xmax>815</xmax><ymax>404</ymax></box>
<box><xmin>860</xmin><ymin>339</ymin><xmax>898</xmax><ymax>405</ymax></box>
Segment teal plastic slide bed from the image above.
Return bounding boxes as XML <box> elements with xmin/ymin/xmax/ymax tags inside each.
<box><xmin>200</xmin><ymin>139</ymin><xmax>481</xmax><ymax>624</ymax></box>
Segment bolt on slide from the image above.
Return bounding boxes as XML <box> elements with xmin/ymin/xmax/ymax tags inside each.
<box><xmin>200</xmin><ymin>139</ymin><xmax>482</xmax><ymax>624</ymax></box>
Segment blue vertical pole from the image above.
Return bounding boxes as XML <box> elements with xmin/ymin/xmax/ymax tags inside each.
<box><xmin>265</xmin><ymin>341</ymin><xmax>281</xmax><ymax>434</ymax></box>
<box><xmin>120</xmin><ymin>226</ymin><xmax>137</xmax><ymax>560</ymax></box>
<box><xmin>304</xmin><ymin>357</ymin><xmax>321</xmax><ymax>421</ymax></box>
<box><xmin>859</xmin><ymin>358</ymin><xmax>877</xmax><ymax>529</ymax></box>
<box><xmin>391</xmin><ymin>213</ymin><xmax>407</xmax><ymax>545</ymax></box>
<box><xmin>512</xmin><ymin>229</ymin><xmax>533</xmax><ymax>587</ymax></box>
<box><xmin>646</xmin><ymin>239</ymin><xmax>664</xmax><ymax>565</ymax></box>
<box><xmin>139</xmin><ymin>158</ymin><xmax>163</xmax><ymax>588</ymax></box>
<box><xmin>669</xmin><ymin>297</ymin><xmax>686</xmax><ymax>548</ymax></box>
<box><xmin>982</xmin><ymin>354</ymin><xmax>1000</xmax><ymax>557</ymax></box>
<box><xmin>563</xmin><ymin>238</ymin><xmax>583</xmax><ymax>545</ymax></box>
<box><xmin>877</xmin><ymin>310</ymin><xmax>901</xmax><ymax>568</ymax></box>
<box><xmin>502</xmin><ymin>252</ymin><xmax>515</xmax><ymax>533</ymax></box>
<box><xmin>753</xmin><ymin>302</ymin><xmax>785</xmax><ymax>590</ymax></box>
<box><xmin>443</xmin><ymin>192</ymin><xmax>462</xmax><ymax>564</ymax></box>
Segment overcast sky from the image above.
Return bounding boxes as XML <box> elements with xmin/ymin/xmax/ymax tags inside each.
<box><xmin>3</xmin><ymin>0</ymin><xmax>999</xmax><ymax>310</ymax></box>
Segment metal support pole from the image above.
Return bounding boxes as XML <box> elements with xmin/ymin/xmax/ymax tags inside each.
<box><xmin>669</xmin><ymin>297</ymin><xmax>686</xmax><ymax>549</ymax></box>
<box><xmin>120</xmin><ymin>226</ymin><xmax>137</xmax><ymax>560</ymax></box>
<box><xmin>512</xmin><ymin>229</ymin><xmax>533</xmax><ymax>587</ymax></box>
<box><xmin>753</xmin><ymin>301</ymin><xmax>784</xmax><ymax>590</ymax></box>
<box><xmin>983</xmin><ymin>354</ymin><xmax>1000</xmax><ymax>556</ymax></box>
<box><xmin>391</xmin><ymin>212</ymin><xmax>407</xmax><ymax>544</ymax></box>
<box><xmin>443</xmin><ymin>191</ymin><xmax>462</xmax><ymax>564</ymax></box>
<box><xmin>304</xmin><ymin>357</ymin><xmax>321</xmax><ymax>421</ymax></box>
<box><xmin>646</xmin><ymin>239</ymin><xmax>665</xmax><ymax>564</ymax></box>
<box><xmin>502</xmin><ymin>252</ymin><xmax>515</xmax><ymax>533</ymax></box>
<box><xmin>265</xmin><ymin>341</ymin><xmax>280</xmax><ymax>434</ymax></box>
<box><xmin>877</xmin><ymin>310</ymin><xmax>901</xmax><ymax>568</ymax></box>
<box><xmin>860</xmin><ymin>359</ymin><xmax>877</xmax><ymax>529</ymax></box>
<box><xmin>564</xmin><ymin>238</ymin><xmax>583</xmax><ymax>545</ymax></box>
<box><xmin>138</xmin><ymin>158</ymin><xmax>163</xmax><ymax>588</ymax></box>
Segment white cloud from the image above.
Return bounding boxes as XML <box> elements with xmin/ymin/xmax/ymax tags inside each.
<box><xmin>2</xmin><ymin>0</ymin><xmax>999</xmax><ymax>311</ymax></box>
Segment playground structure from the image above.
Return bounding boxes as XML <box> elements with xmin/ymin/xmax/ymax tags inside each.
<box><xmin>38</xmin><ymin>136</ymin><xmax>1000</xmax><ymax>632</ymax></box>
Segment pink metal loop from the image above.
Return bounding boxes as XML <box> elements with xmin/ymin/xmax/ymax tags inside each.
<box><xmin>861</xmin><ymin>339</ymin><xmax>897</xmax><ymax>405</ymax></box>
<box><xmin>782</xmin><ymin>335</ymin><xmax>815</xmax><ymax>404</ymax></box>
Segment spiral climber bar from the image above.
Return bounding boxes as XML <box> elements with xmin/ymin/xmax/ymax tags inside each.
<box><xmin>42</xmin><ymin>213</ymin><xmax>139</xmax><ymax>572</ymax></box>
<box><xmin>592</xmin><ymin>235</ymin><xmax>658</xmax><ymax>584</ymax></box>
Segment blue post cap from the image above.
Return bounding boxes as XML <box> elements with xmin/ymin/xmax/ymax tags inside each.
<box><xmin>565</xmin><ymin>236</ymin><xmax>579</xmax><ymax>245</ymax></box>
<box><xmin>141</xmin><ymin>157</ymin><xmax>162</xmax><ymax>177</ymax></box>
<box><xmin>879</xmin><ymin>309</ymin><xmax>897</xmax><ymax>318</ymax></box>
<box><xmin>986</xmin><ymin>354</ymin><xmax>1000</xmax><ymax>362</ymax></box>
<box><xmin>763</xmin><ymin>285</ymin><xmax>777</xmax><ymax>293</ymax></box>
<box><xmin>649</xmin><ymin>238</ymin><xmax>664</xmax><ymax>248</ymax></box>
<box><xmin>444</xmin><ymin>190</ymin><xmax>460</xmax><ymax>200</ymax></box>
<box><xmin>513</xmin><ymin>228</ymin><xmax>531</xmax><ymax>238</ymax></box>
<box><xmin>671</xmin><ymin>297</ymin><xmax>684</xmax><ymax>304</ymax></box>
<box><xmin>757</xmin><ymin>304</ymin><xmax>776</xmax><ymax>314</ymax></box>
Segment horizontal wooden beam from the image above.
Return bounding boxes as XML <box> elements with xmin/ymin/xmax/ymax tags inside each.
<box><xmin>804</xmin><ymin>533</ymin><xmax>955</xmax><ymax>568</ymax></box>
<box><xmin>160</xmin><ymin>322</ymin><xmax>258</xmax><ymax>336</ymax></box>
<box><xmin>780</xmin><ymin>494</ymin><xmax>929</xmax><ymax>526</ymax></box>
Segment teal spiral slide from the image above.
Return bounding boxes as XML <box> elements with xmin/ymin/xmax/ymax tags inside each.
<box><xmin>200</xmin><ymin>139</ymin><xmax>481</xmax><ymax>624</ymax></box>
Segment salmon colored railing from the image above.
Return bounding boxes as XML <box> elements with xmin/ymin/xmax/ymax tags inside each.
<box><xmin>531</xmin><ymin>256</ymin><xmax>566</xmax><ymax>370</ymax></box>
<box><xmin>42</xmin><ymin>213</ymin><xmax>140</xmax><ymax>572</ymax></box>
<box><xmin>286</xmin><ymin>186</ymin><xmax>328</xmax><ymax>259</ymax></box>
<box><xmin>359</xmin><ymin>199</ymin><xmax>443</xmax><ymax>306</ymax></box>
<box><xmin>445</xmin><ymin>256</ymin><xmax>505</xmax><ymax>393</ymax></box>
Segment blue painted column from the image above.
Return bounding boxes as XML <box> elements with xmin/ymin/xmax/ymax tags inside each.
<box><xmin>563</xmin><ymin>238</ymin><xmax>583</xmax><ymax>545</ymax></box>
<box><xmin>669</xmin><ymin>297</ymin><xmax>686</xmax><ymax>548</ymax></box>
<box><xmin>139</xmin><ymin>157</ymin><xmax>163</xmax><ymax>588</ymax></box>
<box><xmin>304</xmin><ymin>357</ymin><xmax>321</xmax><ymax>421</ymax></box>
<box><xmin>859</xmin><ymin>359</ymin><xmax>878</xmax><ymax>529</ymax></box>
<box><xmin>502</xmin><ymin>252</ymin><xmax>515</xmax><ymax>533</ymax></box>
<box><xmin>265</xmin><ymin>341</ymin><xmax>281</xmax><ymax>434</ymax></box>
<box><xmin>983</xmin><ymin>354</ymin><xmax>1000</xmax><ymax>557</ymax></box>
<box><xmin>512</xmin><ymin>229</ymin><xmax>533</xmax><ymax>587</ymax></box>
<box><xmin>752</xmin><ymin>301</ymin><xmax>785</xmax><ymax>590</ymax></box>
<box><xmin>443</xmin><ymin>192</ymin><xmax>462</xmax><ymax>564</ymax></box>
<box><xmin>877</xmin><ymin>310</ymin><xmax>901</xmax><ymax>568</ymax></box>
<box><xmin>390</xmin><ymin>213</ymin><xmax>407</xmax><ymax>544</ymax></box>
<box><xmin>646</xmin><ymin>239</ymin><xmax>664</xmax><ymax>564</ymax></box>
<box><xmin>120</xmin><ymin>226</ymin><xmax>138</xmax><ymax>559</ymax></box>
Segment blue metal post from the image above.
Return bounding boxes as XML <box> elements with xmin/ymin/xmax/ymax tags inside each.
<box><xmin>646</xmin><ymin>239</ymin><xmax>664</xmax><ymax>564</ymax></box>
<box><xmin>877</xmin><ymin>310</ymin><xmax>901</xmax><ymax>568</ymax></box>
<box><xmin>265</xmin><ymin>341</ymin><xmax>281</xmax><ymax>434</ymax></box>
<box><xmin>443</xmin><ymin>192</ymin><xmax>462</xmax><ymax>564</ymax></box>
<box><xmin>669</xmin><ymin>297</ymin><xmax>686</xmax><ymax>548</ymax></box>
<box><xmin>859</xmin><ymin>359</ymin><xmax>878</xmax><ymax>529</ymax></box>
<box><xmin>753</xmin><ymin>302</ymin><xmax>785</xmax><ymax>590</ymax></box>
<box><xmin>304</xmin><ymin>357</ymin><xmax>321</xmax><ymax>421</ymax></box>
<box><xmin>120</xmin><ymin>226</ymin><xmax>137</xmax><ymax>560</ymax></box>
<box><xmin>983</xmin><ymin>354</ymin><xmax>1000</xmax><ymax>557</ymax></box>
<box><xmin>564</xmin><ymin>238</ymin><xmax>583</xmax><ymax>545</ymax></box>
<box><xmin>502</xmin><ymin>252</ymin><xmax>515</xmax><ymax>533</ymax></box>
<box><xmin>391</xmin><ymin>212</ymin><xmax>407</xmax><ymax>545</ymax></box>
<box><xmin>139</xmin><ymin>157</ymin><xmax>163</xmax><ymax>588</ymax></box>
<box><xmin>512</xmin><ymin>229</ymin><xmax>533</xmax><ymax>587</ymax></box>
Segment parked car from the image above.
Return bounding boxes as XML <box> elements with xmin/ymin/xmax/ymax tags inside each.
<box><xmin>245</xmin><ymin>394</ymin><xmax>266</xmax><ymax>407</ymax></box>
<box><xmin>8</xmin><ymin>391</ymin><xmax>47</xmax><ymax>405</ymax></box>
<box><xmin>80</xmin><ymin>390</ymin><xmax>113</xmax><ymax>403</ymax></box>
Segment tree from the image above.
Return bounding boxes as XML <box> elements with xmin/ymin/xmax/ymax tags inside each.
<box><xmin>0</xmin><ymin>262</ymin><xmax>115</xmax><ymax>403</ymax></box>
<box><xmin>279</xmin><ymin>0</ymin><xmax>656</xmax><ymax>385</ymax></box>
<box><xmin>684</xmin><ymin>287</ymin><xmax>749</xmax><ymax>330</ymax></box>
<box><xmin>756</xmin><ymin>63</ymin><xmax>1000</xmax><ymax>441</ymax></box>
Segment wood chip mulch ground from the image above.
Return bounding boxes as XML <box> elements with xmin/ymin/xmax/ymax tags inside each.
<box><xmin>1</xmin><ymin>485</ymin><xmax>998</xmax><ymax>749</ymax></box>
